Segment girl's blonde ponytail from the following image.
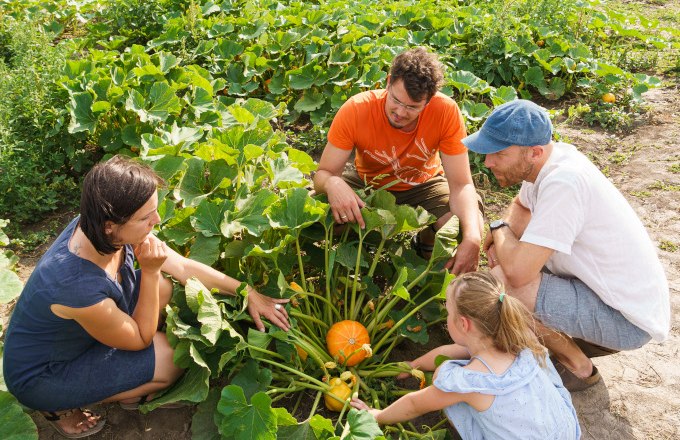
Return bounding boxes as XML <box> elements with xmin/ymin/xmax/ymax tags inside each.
<box><xmin>449</xmin><ymin>272</ymin><xmax>546</xmax><ymax>366</ymax></box>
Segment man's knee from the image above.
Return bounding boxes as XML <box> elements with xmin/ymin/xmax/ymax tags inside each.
<box><xmin>489</xmin><ymin>266</ymin><xmax>541</xmax><ymax>312</ymax></box>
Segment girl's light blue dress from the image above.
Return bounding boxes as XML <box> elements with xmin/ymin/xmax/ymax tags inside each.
<box><xmin>433</xmin><ymin>349</ymin><xmax>581</xmax><ymax>440</ymax></box>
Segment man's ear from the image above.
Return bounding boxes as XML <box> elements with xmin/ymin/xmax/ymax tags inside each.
<box><xmin>528</xmin><ymin>145</ymin><xmax>545</xmax><ymax>161</ymax></box>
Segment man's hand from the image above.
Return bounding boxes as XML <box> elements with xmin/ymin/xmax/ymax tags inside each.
<box><xmin>483</xmin><ymin>228</ymin><xmax>494</xmax><ymax>253</ymax></box>
<box><xmin>246</xmin><ymin>288</ymin><xmax>290</xmax><ymax>332</ymax></box>
<box><xmin>326</xmin><ymin>176</ymin><xmax>366</xmax><ymax>228</ymax></box>
<box><xmin>443</xmin><ymin>238</ymin><xmax>480</xmax><ymax>275</ymax></box>
<box><xmin>486</xmin><ymin>243</ymin><xmax>499</xmax><ymax>269</ymax></box>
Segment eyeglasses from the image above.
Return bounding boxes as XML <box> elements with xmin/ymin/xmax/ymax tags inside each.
<box><xmin>387</xmin><ymin>87</ymin><xmax>427</xmax><ymax>113</ymax></box>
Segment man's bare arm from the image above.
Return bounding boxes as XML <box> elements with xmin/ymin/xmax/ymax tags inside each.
<box><xmin>313</xmin><ymin>142</ymin><xmax>366</xmax><ymax>227</ymax></box>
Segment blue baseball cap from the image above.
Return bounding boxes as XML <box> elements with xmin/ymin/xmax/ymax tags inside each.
<box><xmin>462</xmin><ymin>100</ymin><xmax>553</xmax><ymax>154</ymax></box>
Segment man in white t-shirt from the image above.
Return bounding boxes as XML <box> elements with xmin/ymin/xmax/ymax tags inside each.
<box><xmin>462</xmin><ymin>100</ymin><xmax>670</xmax><ymax>392</ymax></box>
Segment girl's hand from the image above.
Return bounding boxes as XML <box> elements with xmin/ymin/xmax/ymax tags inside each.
<box><xmin>246</xmin><ymin>288</ymin><xmax>290</xmax><ymax>332</ymax></box>
<box><xmin>350</xmin><ymin>397</ymin><xmax>371</xmax><ymax>411</ymax></box>
<box><xmin>396</xmin><ymin>361</ymin><xmax>413</xmax><ymax>380</ymax></box>
<box><xmin>134</xmin><ymin>235</ymin><xmax>167</xmax><ymax>273</ymax></box>
<box><xmin>350</xmin><ymin>398</ymin><xmax>381</xmax><ymax>420</ymax></box>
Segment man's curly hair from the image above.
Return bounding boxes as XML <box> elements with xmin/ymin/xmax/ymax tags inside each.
<box><xmin>389</xmin><ymin>47</ymin><xmax>444</xmax><ymax>102</ymax></box>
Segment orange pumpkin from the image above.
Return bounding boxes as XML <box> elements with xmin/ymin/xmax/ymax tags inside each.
<box><xmin>602</xmin><ymin>93</ymin><xmax>616</xmax><ymax>103</ymax></box>
<box><xmin>326</xmin><ymin>320</ymin><xmax>370</xmax><ymax>366</ymax></box>
<box><xmin>295</xmin><ymin>344</ymin><xmax>308</xmax><ymax>361</ymax></box>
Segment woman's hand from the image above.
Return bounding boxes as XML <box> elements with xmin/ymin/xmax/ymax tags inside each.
<box><xmin>246</xmin><ymin>288</ymin><xmax>290</xmax><ymax>332</ymax></box>
<box><xmin>134</xmin><ymin>234</ymin><xmax>167</xmax><ymax>273</ymax></box>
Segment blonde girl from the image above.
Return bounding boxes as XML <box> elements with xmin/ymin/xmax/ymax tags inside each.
<box><xmin>351</xmin><ymin>271</ymin><xmax>580</xmax><ymax>440</ymax></box>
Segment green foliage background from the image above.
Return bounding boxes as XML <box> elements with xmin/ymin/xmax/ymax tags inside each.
<box><xmin>0</xmin><ymin>0</ymin><xmax>674</xmax><ymax>226</ymax></box>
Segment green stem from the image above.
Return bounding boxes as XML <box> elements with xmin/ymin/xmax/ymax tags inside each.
<box><xmin>290</xmin><ymin>309</ymin><xmax>329</xmax><ymax>330</ymax></box>
<box><xmin>289</xmin><ymin>329</ymin><xmax>332</xmax><ymax>366</ymax></box>
<box><xmin>295</xmin><ymin>238</ymin><xmax>307</xmax><ymax>292</ymax></box>
<box><xmin>349</xmin><ymin>233</ymin><xmax>366</xmax><ymax>320</ymax></box>
<box><xmin>405</xmin><ymin>261</ymin><xmax>434</xmax><ymax>291</ymax></box>
<box><xmin>267</xmin><ymin>385</ymin><xmax>307</xmax><ymax>395</ymax></box>
<box><xmin>378</xmin><ymin>335</ymin><xmax>401</xmax><ymax>361</ymax></box>
<box><xmin>295</xmin><ymin>290</ymin><xmax>341</xmax><ymax>317</ymax></box>
<box><xmin>372</xmin><ymin>294</ymin><xmax>440</xmax><ymax>354</ymax></box>
<box><xmin>366</xmin><ymin>237</ymin><xmax>387</xmax><ymax>278</ymax></box>
<box><xmin>246</xmin><ymin>344</ymin><xmax>286</xmax><ymax>361</ymax></box>
<box><xmin>256</xmin><ymin>357</ymin><xmax>328</xmax><ymax>389</ymax></box>
<box><xmin>292</xmin><ymin>391</ymin><xmax>304</xmax><ymax>416</ymax></box>
<box><xmin>308</xmin><ymin>391</ymin><xmax>323</xmax><ymax>419</ymax></box>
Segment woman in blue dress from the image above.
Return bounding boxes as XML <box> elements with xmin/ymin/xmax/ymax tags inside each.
<box><xmin>351</xmin><ymin>271</ymin><xmax>580</xmax><ymax>440</ymax></box>
<box><xmin>3</xmin><ymin>156</ymin><xmax>290</xmax><ymax>438</ymax></box>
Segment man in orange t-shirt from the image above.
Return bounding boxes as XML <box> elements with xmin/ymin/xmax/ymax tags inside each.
<box><xmin>313</xmin><ymin>47</ymin><xmax>482</xmax><ymax>274</ymax></box>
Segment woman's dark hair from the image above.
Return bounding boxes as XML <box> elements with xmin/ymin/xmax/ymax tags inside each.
<box><xmin>80</xmin><ymin>155</ymin><xmax>163</xmax><ymax>255</ymax></box>
<box><xmin>389</xmin><ymin>47</ymin><xmax>445</xmax><ymax>102</ymax></box>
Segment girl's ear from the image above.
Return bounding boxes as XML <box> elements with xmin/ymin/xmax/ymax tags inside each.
<box><xmin>459</xmin><ymin>315</ymin><xmax>472</xmax><ymax>333</ymax></box>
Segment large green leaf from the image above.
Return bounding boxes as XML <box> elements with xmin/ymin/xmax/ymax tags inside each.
<box><xmin>389</xmin><ymin>310</ymin><xmax>428</xmax><ymax>344</ymax></box>
<box><xmin>147</xmin><ymin>82</ymin><xmax>182</xmax><ymax>122</ymax></box>
<box><xmin>217</xmin><ymin>386</ymin><xmax>277</xmax><ymax>440</ymax></box>
<box><xmin>191</xmin><ymin>388</ymin><xmax>221</xmax><ymax>440</ymax></box>
<box><xmin>0</xmin><ymin>268</ymin><xmax>22</xmax><ymax>303</ymax></box>
<box><xmin>431</xmin><ymin>215</ymin><xmax>460</xmax><ymax>263</ymax></box>
<box><xmin>341</xmin><ymin>409</ymin><xmax>385</xmax><ymax>440</ymax></box>
<box><xmin>222</xmin><ymin>190</ymin><xmax>279</xmax><ymax>238</ymax></box>
<box><xmin>174</xmin><ymin>157</ymin><xmax>210</xmax><ymax>207</ymax></box>
<box><xmin>191</xmin><ymin>199</ymin><xmax>230</xmax><ymax>237</ymax></box>
<box><xmin>230</xmin><ymin>359</ymin><xmax>273</xmax><ymax>401</ymax></box>
<box><xmin>269</xmin><ymin>157</ymin><xmax>306</xmax><ymax>189</ymax></box>
<box><xmin>140</xmin><ymin>364</ymin><xmax>210</xmax><ymax>412</ymax></box>
<box><xmin>67</xmin><ymin>91</ymin><xmax>97</xmax><ymax>134</ymax></box>
<box><xmin>490</xmin><ymin>87</ymin><xmax>518</xmax><ymax>106</ymax></box>
<box><xmin>265</xmin><ymin>188</ymin><xmax>327</xmax><ymax>235</ymax></box>
<box><xmin>294</xmin><ymin>89</ymin><xmax>326</xmax><ymax>112</ymax></box>
<box><xmin>197</xmin><ymin>288</ymin><xmax>223</xmax><ymax>345</ymax></box>
<box><xmin>0</xmin><ymin>391</ymin><xmax>38</xmax><ymax>440</ymax></box>
<box><xmin>288</xmin><ymin>62</ymin><xmax>329</xmax><ymax>90</ymax></box>
<box><xmin>449</xmin><ymin>70</ymin><xmax>491</xmax><ymax>94</ymax></box>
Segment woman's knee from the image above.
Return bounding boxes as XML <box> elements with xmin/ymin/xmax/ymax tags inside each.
<box><xmin>159</xmin><ymin>276</ymin><xmax>173</xmax><ymax>310</ymax></box>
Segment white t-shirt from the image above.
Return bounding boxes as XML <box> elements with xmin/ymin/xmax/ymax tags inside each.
<box><xmin>519</xmin><ymin>142</ymin><xmax>669</xmax><ymax>341</ymax></box>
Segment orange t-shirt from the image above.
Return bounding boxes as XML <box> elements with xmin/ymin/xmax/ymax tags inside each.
<box><xmin>327</xmin><ymin>89</ymin><xmax>467</xmax><ymax>191</ymax></box>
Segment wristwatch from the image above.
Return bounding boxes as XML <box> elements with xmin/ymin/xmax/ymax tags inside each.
<box><xmin>489</xmin><ymin>219</ymin><xmax>509</xmax><ymax>231</ymax></box>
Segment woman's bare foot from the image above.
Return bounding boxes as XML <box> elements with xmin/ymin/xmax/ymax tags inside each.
<box><xmin>42</xmin><ymin>408</ymin><xmax>104</xmax><ymax>437</ymax></box>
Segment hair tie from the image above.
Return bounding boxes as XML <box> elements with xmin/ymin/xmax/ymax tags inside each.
<box><xmin>499</xmin><ymin>292</ymin><xmax>506</xmax><ymax>303</ymax></box>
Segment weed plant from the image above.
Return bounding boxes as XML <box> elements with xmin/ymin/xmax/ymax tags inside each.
<box><xmin>0</xmin><ymin>19</ymin><xmax>82</xmax><ymax>223</ymax></box>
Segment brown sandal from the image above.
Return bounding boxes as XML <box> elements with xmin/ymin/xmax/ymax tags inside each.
<box><xmin>41</xmin><ymin>408</ymin><xmax>105</xmax><ymax>439</ymax></box>
<box><xmin>552</xmin><ymin>358</ymin><xmax>602</xmax><ymax>392</ymax></box>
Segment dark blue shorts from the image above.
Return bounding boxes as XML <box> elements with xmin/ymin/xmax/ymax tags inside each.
<box><xmin>15</xmin><ymin>341</ymin><xmax>155</xmax><ymax>411</ymax></box>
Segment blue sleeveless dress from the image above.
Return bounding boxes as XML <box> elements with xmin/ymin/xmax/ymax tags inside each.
<box><xmin>434</xmin><ymin>349</ymin><xmax>581</xmax><ymax>440</ymax></box>
<box><xmin>3</xmin><ymin>217</ymin><xmax>155</xmax><ymax>411</ymax></box>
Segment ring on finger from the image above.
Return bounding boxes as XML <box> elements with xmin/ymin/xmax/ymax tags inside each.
<box><xmin>340</xmin><ymin>215</ymin><xmax>348</xmax><ymax>219</ymax></box>
<box><xmin>274</xmin><ymin>303</ymin><xmax>282</xmax><ymax>310</ymax></box>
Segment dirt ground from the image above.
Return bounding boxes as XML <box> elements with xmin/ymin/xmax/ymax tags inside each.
<box><xmin>4</xmin><ymin>84</ymin><xmax>680</xmax><ymax>439</ymax></box>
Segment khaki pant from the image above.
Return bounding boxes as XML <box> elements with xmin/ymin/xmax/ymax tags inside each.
<box><xmin>343</xmin><ymin>169</ymin><xmax>483</xmax><ymax>220</ymax></box>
